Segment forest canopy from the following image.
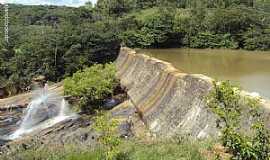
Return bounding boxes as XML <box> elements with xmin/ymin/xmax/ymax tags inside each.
<box><xmin>0</xmin><ymin>0</ymin><xmax>269</xmax><ymax>96</ymax></box>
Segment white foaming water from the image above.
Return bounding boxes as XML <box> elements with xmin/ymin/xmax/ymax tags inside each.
<box><xmin>8</xmin><ymin>86</ymin><xmax>76</xmax><ymax>140</ymax></box>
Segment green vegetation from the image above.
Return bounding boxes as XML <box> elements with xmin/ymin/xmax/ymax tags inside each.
<box><xmin>114</xmin><ymin>0</ymin><xmax>270</xmax><ymax>49</ymax></box>
<box><xmin>0</xmin><ymin>136</ymin><xmax>211</xmax><ymax>160</ymax></box>
<box><xmin>0</xmin><ymin>0</ymin><xmax>270</xmax><ymax>96</ymax></box>
<box><xmin>93</xmin><ymin>112</ymin><xmax>121</xmax><ymax>160</ymax></box>
<box><xmin>206</xmin><ymin>81</ymin><xmax>270</xmax><ymax>159</ymax></box>
<box><xmin>64</xmin><ymin>63</ymin><xmax>118</xmax><ymax>112</ymax></box>
<box><xmin>1</xmin><ymin>1</ymin><xmax>270</xmax><ymax>160</ymax></box>
<box><xmin>0</xmin><ymin>4</ymin><xmax>120</xmax><ymax>96</ymax></box>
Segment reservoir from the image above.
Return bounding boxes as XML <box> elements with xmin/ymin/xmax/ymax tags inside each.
<box><xmin>138</xmin><ymin>49</ymin><xmax>270</xmax><ymax>99</ymax></box>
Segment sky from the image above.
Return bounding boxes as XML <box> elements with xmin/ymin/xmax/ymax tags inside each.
<box><xmin>0</xmin><ymin>0</ymin><xmax>97</xmax><ymax>7</ymax></box>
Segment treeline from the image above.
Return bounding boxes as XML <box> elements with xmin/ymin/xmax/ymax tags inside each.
<box><xmin>95</xmin><ymin>0</ymin><xmax>270</xmax><ymax>49</ymax></box>
<box><xmin>0</xmin><ymin>0</ymin><xmax>270</xmax><ymax>96</ymax></box>
<box><xmin>0</xmin><ymin>4</ymin><xmax>120</xmax><ymax>95</ymax></box>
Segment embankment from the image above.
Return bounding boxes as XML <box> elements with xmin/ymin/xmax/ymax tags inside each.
<box><xmin>116</xmin><ymin>47</ymin><xmax>270</xmax><ymax>138</ymax></box>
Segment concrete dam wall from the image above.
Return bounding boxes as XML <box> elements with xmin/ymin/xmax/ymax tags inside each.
<box><xmin>116</xmin><ymin>47</ymin><xmax>270</xmax><ymax>139</ymax></box>
<box><xmin>116</xmin><ymin>47</ymin><xmax>220</xmax><ymax>138</ymax></box>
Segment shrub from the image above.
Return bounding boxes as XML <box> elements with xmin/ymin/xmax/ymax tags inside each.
<box><xmin>94</xmin><ymin>112</ymin><xmax>121</xmax><ymax>160</ymax></box>
<box><xmin>188</xmin><ymin>32</ymin><xmax>238</xmax><ymax>49</ymax></box>
<box><xmin>206</xmin><ymin>81</ymin><xmax>270</xmax><ymax>160</ymax></box>
<box><xmin>64</xmin><ymin>63</ymin><xmax>118</xmax><ymax>112</ymax></box>
<box><xmin>120</xmin><ymin>30</ymin><xmax>155</xmax><ymax>48</ymax></box>
<box><xmin>120</xmin><ymin>7</ymin><xmax>177</xmax><ymax>48</ymax></box>
<box><xmin>206</xmin><ymin>7</ymin><xmax>264</xmax><ymax>35</ymax></box>
<box><xmin>173</xmin><ymin>9</ymin><xmax>191</xmax><ymax>35</ymax></box>
<box><xmin>243</xmin><ymin>28</ymin><xmax>270</xmax><ymax>51</ymax></box>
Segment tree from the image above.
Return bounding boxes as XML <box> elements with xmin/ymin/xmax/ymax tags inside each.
<box><xmin>96</xmin><ymin>0</ymin><xmax>135</xmax><ymax>16</ymax></box>
<box><xmin>84</xmin><ymin>1</ymin><xmax>93</xmax><ymax>9</ymax></box>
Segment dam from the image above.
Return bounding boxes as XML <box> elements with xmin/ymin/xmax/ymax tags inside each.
<box><xmin>116</xmin><ymin>47</ymin><xmax>270</xmax><ymax>138</ymax></box>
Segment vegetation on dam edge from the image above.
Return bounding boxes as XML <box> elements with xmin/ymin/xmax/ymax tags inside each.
<box><xmin>64</xmin><ymin>63</ymin><xmax>120</xmax><ymax>113</ymax></box>
<box><xmin>206</xmin><ymin>81</ymin><xmax>270</xmax><ymax>159</ymax></box>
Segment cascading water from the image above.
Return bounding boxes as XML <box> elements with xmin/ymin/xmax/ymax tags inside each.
<box><xmin>8</xmin><ymin>85</ymin><xmax>76</xmax><ymax>140</ymax></box>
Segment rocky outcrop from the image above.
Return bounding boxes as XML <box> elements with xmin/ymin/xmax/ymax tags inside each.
<box><xmin>116</xmin><ymin>47</ymin><xmax>270</xmax><ymax>139</ymax></box>
<box><xmin>0</xmin><ymin>116</ymin><xmax>99</xmax><ymax>155</ymax></box>
<box><xmin>0</xmin><ymin>83</ymin><xmax>63</xmax><ymax>110</ymax></box>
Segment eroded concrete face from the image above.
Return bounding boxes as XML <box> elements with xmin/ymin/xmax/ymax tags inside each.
<box><xmin>116</xmin><ymin>47</ymin><xmax>270</xmax><ymax>139</ymax></box>
<box><xmin>116</xmin><ymin>48</ymin><xmax>220</xmax><ymax>139</ymax></box>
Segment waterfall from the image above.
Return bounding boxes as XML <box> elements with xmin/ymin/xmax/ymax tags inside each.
<box><xmin>8</xmin><ymin>85</ymin><xmax>76</xmax><ymax>140</ymax></box>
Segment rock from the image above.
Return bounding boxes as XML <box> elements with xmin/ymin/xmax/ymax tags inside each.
<box><xmin>0</xmin><ymin>88</ymin><xmax>7</xmax><ymax>99</ymax></box>
<box><xmin>0</xmin><ymin>83</ymin><xmax>63</xmax><ymax>110</ymax></box>
<box><xmin>0</xmin><ymin>108</ymin><xmax>23</xmax><ymax>136</ymax></box>
<box><xmin>32</xmin><ymin>75</ymin><xmax>45</xmax><ymax>82</ymax></box>
<box><xmin>104</xmin><ymin>98</ymin><xmax>121</xmax><ymax>110</ymax></box>
<box><xmin>111</xmin><ymin>100</ymin><xmax>137</xmax><ymax>138</ymax></box>
<box><xmin>21</xmin><ymin>104</ymin><xmax>59</xmax><ymax>130</ymax></box>
<box><xmin>0</xmin><ymin>117</ymin><xmax>99</xmax><ymax>154</ymax></box>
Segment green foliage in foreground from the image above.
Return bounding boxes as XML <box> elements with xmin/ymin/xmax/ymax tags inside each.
<box><xmin>93</xmin><ymin>112</ymin><xmax>121</xmax><ymax>160</ymax></box>
<box><xmin>0</xmin><ymin>138</ymin><xmax>210</xmax><ymax>160</ymax></box>
<box><xmin>206</xmin><ymin>81</ymin><xmax>270</xmax><ymax>160</ymax></box>
<box><xmin>64</xmin><ymin>63</ymin><xmax>118</xmax><ymax>112</ymax></box>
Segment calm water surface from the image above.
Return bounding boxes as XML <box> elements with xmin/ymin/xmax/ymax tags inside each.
<box><xmin>138</xmin><ymin>49</ymin><xmax>270</xmax><ymax>99</ymax></box>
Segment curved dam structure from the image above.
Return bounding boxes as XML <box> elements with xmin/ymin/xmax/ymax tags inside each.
<box><xmin>116</xmin><ymin>47</ymin><xmax>270</xmax><ymax>139</ymax></box>
<box><xmin>116</xmin><ymin>47</ymin><xmax>219</xmax><ymax>138</ymax></box>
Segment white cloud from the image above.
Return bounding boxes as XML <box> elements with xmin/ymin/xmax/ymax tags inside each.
<box><xmin>0</xmin><ymin>0</ymin><xmax>7</xmax><ymax>3</ymax></box>
<box><xmin>6</xmin><ymin>0</ymin><xmax>97</xmax><ymax>7</ymax></box>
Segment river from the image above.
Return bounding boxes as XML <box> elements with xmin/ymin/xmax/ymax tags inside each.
<box><xmin>137</xmin><ymin>48</ymin><xmax>270</xmax><ymax>99</ymax></box>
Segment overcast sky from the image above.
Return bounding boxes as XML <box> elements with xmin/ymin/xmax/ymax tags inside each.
<box><xmin>0</xmin><ymin>0</ymin><xmax>97</xmax><ymax>7</ymax></box>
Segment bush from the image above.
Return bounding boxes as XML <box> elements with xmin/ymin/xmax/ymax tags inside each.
<box><xmin>206</xmin><ymin>7</ymin><xmax>264</xmax><ymax>35</ymax></box>
<box><xmin>243</xmin><ymin>28</ymin><xmax>270</xmax><ymax>51</ymax></box>
<box><xmin>120</xmin><ymin>7</ymin><xmax>177</xmax><ymax>48</ymax></box>
<box><xmin>120</xmin><ymin>30</ymin><xmax>154</xmax><ymax>48</ymax></box>
<box><xmin>206</xmin><ymin>81</ymin><xmax>270</xmax><ymax>160</ymax></box>
<box><xmin>64</xmin><ymin>63</ymin><xmax>118</xmax><ymax>112</ymax></box>
<box><xmin>188</xmin><ymin>32</ymin><xmax>238</xmax><ymax>49</ymax></box>
<box><xmin>173</xmin><ymin>9</ymin><xmax>191</xmax><ymax>35</ymax></box>
<box><xmin>94</xmin><ymin>112</ymin><xmax>121</xmax><ymax>160</ymax></box>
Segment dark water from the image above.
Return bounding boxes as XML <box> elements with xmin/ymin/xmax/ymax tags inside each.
<box><xmin>138</xmin><ymin>48</ymin><xmax>270</xmax><ymax>99</ymax></box>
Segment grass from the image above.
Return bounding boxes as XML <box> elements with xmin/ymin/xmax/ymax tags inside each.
<box><xmin>118</xmin><ymin>139</ymin><xmax>209</xmax><ymax>160</ymax></box>
<box><xmin>0</xmin><ymin>138</ymin><xmax>214</xmax><ymax>160</ymax></box>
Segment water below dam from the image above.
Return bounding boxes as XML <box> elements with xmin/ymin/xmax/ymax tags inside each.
<box><xmin>0</xmin><ymin>85</ymin><xmax>76</xmax><ymax>142</ymax></box>
<box><xmin>138</xmin><ymin>48</ymin><xmax>270</xmax><ymax>99</ymax></box>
